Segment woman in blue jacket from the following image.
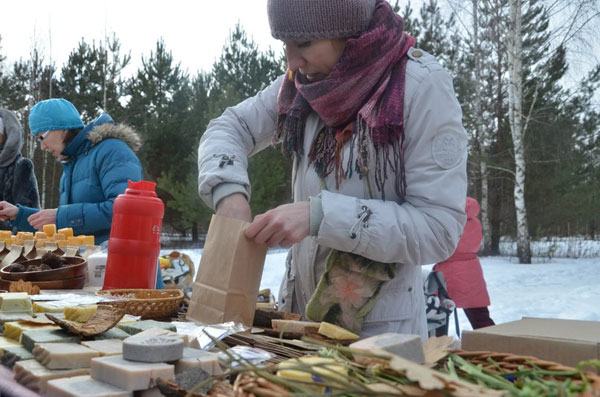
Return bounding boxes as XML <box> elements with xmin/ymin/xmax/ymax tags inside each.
<box><xmin>0</xmin><ymin>99</ymin><xmax>142</xmax><ymax>245</ymax></box>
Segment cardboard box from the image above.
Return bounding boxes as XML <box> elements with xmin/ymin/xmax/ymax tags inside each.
<box><xmin>461</xmin><ymin>317</ymin><xmax>600</xmax><ymax>367</ymax></box>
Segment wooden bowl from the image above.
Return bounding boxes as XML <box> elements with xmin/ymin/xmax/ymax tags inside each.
<box><xmin>0</xmin><ymin>257</ymin><xmax>87</xmax><ymax>282</ymax></box>
<box><xmin>0</xmin><ymin>275</ymin><xmax>87</xmax><ymax>290</ymax></box>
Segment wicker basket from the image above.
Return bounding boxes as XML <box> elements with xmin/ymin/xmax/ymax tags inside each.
<box><xmin>450</xmin><ymin>350</ymin><xmax>600</xmax><ymax>395</ymax></box>
<box><xmin>96</xmin><ymin>289</ymin><xmax>184</xmax><ymax>319</ymax></box>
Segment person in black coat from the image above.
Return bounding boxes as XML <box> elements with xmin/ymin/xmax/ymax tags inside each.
<box><xmin>0</xmin><ymin>109</ymin><xmax>40</xmax><ymax>232</ymax></box>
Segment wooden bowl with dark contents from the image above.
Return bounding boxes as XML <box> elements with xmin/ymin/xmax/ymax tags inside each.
<box><xmin>0</xmin><ymin>253</ymin><xmax>87</xmax><ymax>282</ymax></box>
<box><xmin>0</xmin><ymin>275</ymin><xmax>87</xmax><ymax>291</ymax></box>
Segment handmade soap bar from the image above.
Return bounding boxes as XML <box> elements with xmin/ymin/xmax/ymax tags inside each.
<box><xmin>0</xmin><ymin>292</ymin><xmax>33</xmax><ymax>313</ymax></box>
<box><xmin>57</xmin><ymin>227</ymin><xmax>74</xmax><ymax>238</ymax></box>
<box><xmin>81</xmin><ymin>339</ymin><xmax>123</xmax><ymax>356</ymax></box>
<box><xmin>0</xmin><ymin>335</ymin><xmax>21</xmax><ymax>351</ymax></box>
<box><xmin>318</xmin><ymin>322</ymin><xmax>359</xmax><ymax>341</ymax></box>
<box><xmin>350</xmin><ymin>333</ymin><xmax>425</xmax><ymax>363</ymax></box>
<box><xmin>123</xmin><ymin>336</ymin><xmax>184</xmax><ymax>363</ymax></box>
<box><xmin>14</xmin><ymin>359</ymin><xmax>89</xmax><ymax>393</ymax></box>
<box><xmin>91</xmin><ymin>355</ymin><xmax>175</xmax><ymax>391</ymax></box>
<box><xmin>4</xmin><ymin>321</ymin><xmax>59</xmax><ymax>341</ymax></box>
<box><xmin>33</xmin><ymin>302</ymin><xmax>64</xmax><ymax>313</ymax></box>
<box><xmin>47</xmin><ymin>375</ymin><xmax>132</xmax><ymax>397</ymax></box>
<box><xmin>33</xmin><ymin>342</ymin><xmax>100</xmax><ymax>369</ymax></box>
<box><xmin>117</xmin><ymin>320</ymin><xmax>177</xmax><ymax>335</ymax></box>
<box><xmin>94</xmin><ymin>327</ymin><xmax>131</xmax><ymax>340</ymax></box>
<box><xmin>64</xmin><ymin>305</ymin><xmax>98</xmax><ymax>322</ymax></box>
<box><xmin>271</xmin><ymin>319</ymin><xmax>321</xmax><ymax>333</ymax></box>
<box><xmin>43</xmin><ymin>224</ymin><xmax>56</xmax><ymax>238</ymax></box>
<box><xmin>21</xmin><ymin>329</ymin><xmax>81</xmax><ymax>351</ymax></box>
<box><xmin>128</xmin><ymin>327</ymin><xmax>190</xmax><ymax>347</ymax></box>
<box><xmin>1</xmin><ymin>345</ymin><xmax>34</xmax><ymax>368</ymax></box>
<box><xmin>174</xmin><ymin>348</ymin><xmax>223</xmax><ymax>375</ymax></box>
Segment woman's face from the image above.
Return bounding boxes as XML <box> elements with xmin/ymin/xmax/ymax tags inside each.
<box><xmin>38</xmin><ymin>129</ymin><xmax>67</xmax><ymax>160</ymax></box>
<box><xmin>284</xmin><ymin>39</ymin><xmax>346</xmax><ymax>82</ymax></box>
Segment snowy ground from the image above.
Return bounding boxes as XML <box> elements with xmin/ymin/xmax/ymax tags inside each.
<box><xmin>165</xmin><ymin>240</ymin><xmax>600</xmax><ymax>337</ymax></box>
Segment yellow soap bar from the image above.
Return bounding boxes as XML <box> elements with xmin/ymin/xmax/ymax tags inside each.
<box><xmin>35</xmin><ymin>239</ymin><xmax>47</xmax><ymax>248</ymax></box>
<box><xmin>317</xmin><ymin>322</ymin><xmax>359</xmax><ymax>341</ymax></box>
<box><xmin>80</xmin><ymin>235</ymin><xmax>95</xmax><ymax>246</ymax></box>
<box><xmin>66</xmin><ymin>237</ymin><xmax>82</xmax><ymax>246</ymax></box>
<box><xmin>57</xmin><ymin>228</ymin><xmax>74</xmax><ymax>238</ymax></box>
<box><xmin>43</xmin><ymin>224</ymin><xmax>56</xmax><ymax>238</ymax></box>
<box><xmin>277</xmin><ymin>356</ymin><xmax>347</xmax><ymax>384</ymax></box>
<box><xmin>57</xmin><ymin>240</ymin><xmax>69</xmax><ymax>248</ymax></box>
<box><xmin>0</xmin><ymin>336</ymin><xmax>21</xmax><ymax>353</ymax></box>
<box><xmin>0</xmin><ymin>293</ymin><xmax>33</xmax><ymax>314</ymax></box>
<box><xmin>34</xmin><ymin>232</ymin><xmax>48</xmax><ymax>240</ymax></box>
<box><xmin>3</xmin><ymin>322</ymin><xmax>60</xmax><ymax>342</ymax></box>
<box><xmin>51</xmin><ymin>233</ymin><xmax>66</xmax><ymax>241</ymax></box>
<box><xmin>64</xmin><ymin>305</ymin><xmax>97</xmax><ymax>323</ymax></box>
<box><xmin>0</xmin><ymin>231</ymin><xmax>12</xmax><ymax>239</ymax></box>
<box><xmin>33</xmin><ymin>302</ymin><xmax>64</xmax><ymax>314</ymax></box>
<box><xmin>18</xmin><ymin>232</ymin><xmax>34</xmax><ymax>240</ymax></box>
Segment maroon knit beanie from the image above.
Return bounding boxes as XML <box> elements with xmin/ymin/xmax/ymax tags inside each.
<box><xmin>267</xmin><ymin>0</ymin><xmax>377</xmax><ymax>40</ymax></box>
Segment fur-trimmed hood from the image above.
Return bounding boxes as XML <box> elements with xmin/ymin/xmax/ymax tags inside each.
<box><xmin>87</xmin><ymin>122</ymin><xmax>142</xmax><ymax>153</ymax></box>
<box><xmin>0</xmin><ymin>108</ymin><xmax>24</xmax><ymax>168</ymax></box>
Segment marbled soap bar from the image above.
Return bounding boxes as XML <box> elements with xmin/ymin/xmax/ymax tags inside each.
<box><xmin>64</xmin><ymin>305</ymin><xmax>97</xmax><ymax>322</ymax></box>
<box><xmin>94</xmin><ymin>327</ymin><xmax>131</xmax><ymax>340</ymax></box>
<box><xmin>13</xmin><ymin>359</ymin><xmax>89</xmax><ymax>394</ymax></box>
<box><xmin>47</xmin><ymin>375</ymin><xmax>132</xmax><ymax>397</ymax></box>
<box><xmin>0</xmin><ymin>345</ymin><xmax>34</xmax><ymax>368</ymax></box>
<box><xmin>81</xmin><ymin>339</ymin><xmax>123</xmax><ymax>356</ymax></box>
<box><xmin>117</xmin><ymin>320</ymin><xmax>177</xmax><ymax>335</ymax></box>
<box><xmin>21</xmin><ymin>329</ymin><xmax>81</xmax><ymax>351</ymax></box>
<box><xmin>0</xmin><ymin>335</ymin><xmax>21</xmax><ymax>351</ymax></box>
<box><xmin>4</xmin><ymin>321</ymin><xmax>60</xmax><ymax>342</ymax></box>
<box><xmin>174</xmin><ymin>348</ymin><xmax>223</xmax><ymax>375</ymax></box>
<box><xmin>0</xmin><ymin>293</ymin><xmax>32</xmax><ymax>314</ymax></box>
<box><xmin>33</xmin><ymin>343</ymin><xmax>100</xmax><ymax>369</ymax></box>
<box><xmin>91</xmin><ymin>355</ymin><xmax>175</xmax><ymax>391</ymax></box>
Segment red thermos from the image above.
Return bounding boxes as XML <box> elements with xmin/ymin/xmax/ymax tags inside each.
<box><xmin>103</xmin><ymin>180</ymin><xmax>164</xmax><ymax>290</ymax></box>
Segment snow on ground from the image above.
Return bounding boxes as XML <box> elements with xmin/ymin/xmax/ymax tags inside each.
<box><xmin>164</xmin><ymin>244</ymin><xmax>600</xmax><ymax>337</ymax></box>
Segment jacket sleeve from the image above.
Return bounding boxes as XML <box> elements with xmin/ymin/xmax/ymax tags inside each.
<box><xmin>12</xmin><ymin>158</ymin><xmax>40</xmax><ymax>209</ymax></box>
<box><xmin>316</xmin><ymin>68</ymin><xmax>468</xmax><ymax>266</ymax></box>
<box><xmin>12</xmin><ymin>205</ymin><xmax>38</xmax><ymax>232</ymax></box>
<box><xmin>197</xmin><ymin>76</ymin><xmax>282</xmax><ymax>209</ymax></box>
<box><xmin>56</xmin><ymin>141</ymin><xmax>142</xmax><ymax>236</ymax></box>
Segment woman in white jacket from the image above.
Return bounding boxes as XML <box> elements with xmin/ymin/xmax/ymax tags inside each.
<box><xmin>198</xmin><ymin>0</ymin><xmax>468</xmax><ymax>339</ymax></box>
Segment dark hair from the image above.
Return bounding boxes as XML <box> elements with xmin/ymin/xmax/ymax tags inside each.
<box><xmin>63</xmin><ymin>128</ymin><xmax>82</xmax><ymax>146</ymax></box>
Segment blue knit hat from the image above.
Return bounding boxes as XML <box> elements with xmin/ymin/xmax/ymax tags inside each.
<box><xmin>28</xmin><ymin>99</ymin><xmax>84</xmax><ymax>136</ymax></box>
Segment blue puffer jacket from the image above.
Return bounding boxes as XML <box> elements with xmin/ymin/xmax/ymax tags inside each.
<box><xmin>13</xmin><ymin>114</ymin><xmax>143</xmax><ymax>244</ymax></box>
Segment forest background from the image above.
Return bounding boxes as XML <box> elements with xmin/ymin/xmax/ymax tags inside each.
<box><xmin>0</xmin><ymin>0</ymin><xmax>598</xmax><ymax>263</ymax></box>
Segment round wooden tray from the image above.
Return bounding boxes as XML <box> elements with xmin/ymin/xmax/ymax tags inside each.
<box><xmin>0</xmin><ymin>275</ymin><xmax>87</xmax><ymax>290</ymax></box>
<box><xmin>0</xmin><ymin>256</ymin><xmax>87</xmax><ymax>281</ymax></box>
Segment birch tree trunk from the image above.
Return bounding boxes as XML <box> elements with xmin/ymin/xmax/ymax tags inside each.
<box><xmin>507</xmin><ymin>0</ymin><xmax>531</xmax><ymax>263</ymax></box>
<box><xmin>471</xmin><ymin>0</ymin><xmax>492</xmax><ymax>253</ymax></box>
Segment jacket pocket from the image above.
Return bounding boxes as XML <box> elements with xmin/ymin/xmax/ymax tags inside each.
<box><xmin>363</xmin><ymin>287</ymin><xmax>416</xmax><ymax>323</ymax></box>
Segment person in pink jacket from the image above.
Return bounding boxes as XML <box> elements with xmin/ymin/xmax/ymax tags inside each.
<box><xmin>434</xmin><ymin>197</ymin><xmax>494</xmax><ymax>330</ymax></box>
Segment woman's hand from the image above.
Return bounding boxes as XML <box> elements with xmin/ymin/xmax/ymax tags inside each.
<box><xmin>0</xmin><ymin>201</ymin><xmax>18</xmax><ymax>221</ymax></box>
<box><xmin>215</xmin><ymin>193</ymin><xmax>252</xmax><ymax>222</ymax></box>
<box><xmin>245</xmin><ymin>202</ymin><xmax>310</xmax><ymax>248</ymax></box>
<box><xmin>27</xmin><ymin>209</ymin><xmax>58</xmax><ymax>230</ymax></box>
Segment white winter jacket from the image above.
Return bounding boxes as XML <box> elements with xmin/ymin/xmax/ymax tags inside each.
<box><xmin>197</xmin><ymin>48</ymin><xmax>468</xmax><ymax>339</ymax></box>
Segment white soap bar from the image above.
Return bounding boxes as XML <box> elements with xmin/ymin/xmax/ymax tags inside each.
<box><xmin>349</xmin><ymin>333</ymin><xmax>425</xmax><ymax>363</ymax></box>
<box><xmin>129</xmin><ymin>327</ymin><xmax>190</xmax><ymax>347</ymax></box>
<box><xmin>33</xmin><ymin>343</ymin><xmax>100</xmax><ymax>369</ymax></box>
<box><xmin>123</xmin><ymin>336</ymin><xmax>184</xmax><ymax>363</ymax></box>
<box><xmin>0</xmin><ymin>292</ymin><xmax>32</xmax><ymax>313</ymax></box>
<box><xmin>13</xmin><ymin>359</ymin><xmax>89</xmax><ymax>394</ymax></box>
<box><xmin>174</xmin><ymin>347</ymin><xmax>223</xmax><ymax>375</ymax></box>
<box><xmin>81</xmin><ymin>339</ymin><xmax>123</xmax><ymax>356</ymax></box>
<box><xmin>90</xmin><ymin>355</ymin><xmax>175</xmax><ymax>391</ymax></box>
<box><xmin>47</xmin><ymin>375</ymin><xmax>132</xmax><ymax>397</ymax></box>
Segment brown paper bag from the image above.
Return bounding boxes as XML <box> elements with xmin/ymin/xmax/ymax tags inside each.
<box><xmin>186</xmin><ymin>214</ymin><xmax>267</xmax><ymax>326</ymax></box>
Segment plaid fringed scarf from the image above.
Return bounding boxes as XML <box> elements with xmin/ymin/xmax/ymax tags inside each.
<box><xmin>274</xmin><ymin>0</ymin><xmax>415</xmax><ymax>199</ymax></box>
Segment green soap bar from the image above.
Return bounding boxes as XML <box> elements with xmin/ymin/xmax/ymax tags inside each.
<box><xmin>21</xmin><ymin>330</ymin><xmax>80</xmax><ymax>352</ymax></box>
<box><xmin>1</xmin><ymin>345</ymin><xmax>34</xmax><ymax>368</ymax></box>
<box><xmin>117</xmin><ymin>320</ymin><xmax>177</xmax><ymax>335</ymax></box>
<box><xmin>93</xmin><ymin>327</ymin><xmax>130</xmax><ymax>340</ymax></box>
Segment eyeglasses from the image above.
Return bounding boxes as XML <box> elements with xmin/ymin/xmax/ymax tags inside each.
<box><xmin>38</xmin><ymin>130</ymin><xmax>50</xmax><ymax>141</ymax></box>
